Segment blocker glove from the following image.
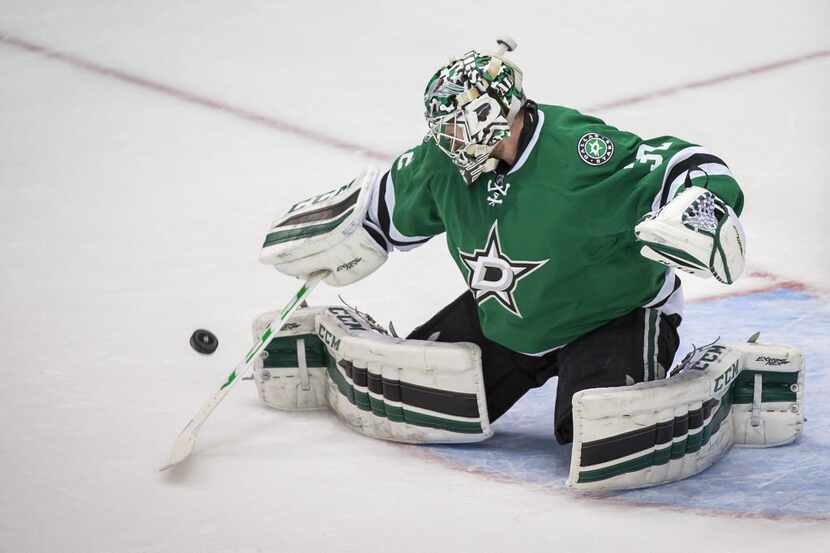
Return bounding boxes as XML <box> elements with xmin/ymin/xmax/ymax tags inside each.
<box><xmin>634</xmin><ymin>186</ymin><xmax>746</xmax><ymax>284</ymax></box>
<box><xmin>259</xmin><ymin>167</ymin><xmax>388</xmax><ymax>287</ymax></box>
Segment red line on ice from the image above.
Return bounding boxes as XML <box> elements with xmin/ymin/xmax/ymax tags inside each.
<box><xmin>0</xmin><ymin>32</ymin><xmax>390</xmax><ymax>162</ymax></box>
<box><xmin>1</xmin><ymin>31</ymin><xmax>828</xmax><ymax>162</ymax></box>
<box><xmin>586</xmin><ymin>49</ymin><xmax>830</xmax><ymax>111</ymax></box>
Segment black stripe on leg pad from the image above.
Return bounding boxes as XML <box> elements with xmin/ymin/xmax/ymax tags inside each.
<box><xmin>338</xmin><ymin>359</ymin><xmax>354</xmax><ymax>380</ymax></box>
<box><xmin>399</xmin><ymin>381</ymin><xmax>480</xmax><ymax>418</ymax></box>
<box><xmin>367</xmin><ymin>371</ymin><xmax>383</xmax><ymax>395</ymax></box>
<box><xmin>336</xmin><ymin>359</ymin><xmax>479</xmax><ymax>418</ymax></box>
<box><xmin>579</xmin><ymin>400</ymin><xmax>719</xmax><ymax>467</ymax></box>
<box><xmin>673</xmin><ymin>412</ymin><xmax>689</xmax><ymax>438</ymax></box>
<box><xmin>581</xmin><ymin>423</ymin><xmax>664</xmax><ymax>468</ymax></box>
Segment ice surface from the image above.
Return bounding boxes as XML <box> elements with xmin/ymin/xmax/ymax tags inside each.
<box><xmin>1</xmin><ymin>1</ymin><xmax>828</xmax><ymax>552</ymax></box>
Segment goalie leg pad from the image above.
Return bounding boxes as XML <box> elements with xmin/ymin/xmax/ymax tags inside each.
<box><xmin>252</xmin><ymin>307</ymin><xmax>330</xmax><ymax>411</ymax></box>
<box><xmin>317</xmin><ymin>306</ymin><xmax>492</xmax><ymax>444</ymax></box>
<box><xmin>729</xmin><ymin>342</ymin><xmax>804</xmax><ymax>447</ymax></box>
<box><xmin>252</xmin><ymin>305</ymin><xmax>492</xmax><ymax>444</ymax></box>
<box><xmin>567</xmin><ymin>340</ymin><xmax>805</xmax><ymax>492</ymax></box>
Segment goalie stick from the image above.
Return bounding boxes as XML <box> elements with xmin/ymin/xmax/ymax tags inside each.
<box><xmin>160</xmin><ymin>271</ymin><xmax>328</xmax><ymax>471</ymax></box>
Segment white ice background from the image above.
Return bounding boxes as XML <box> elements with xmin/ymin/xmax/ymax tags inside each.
<box><xmin>1</xmin><ymin>1</ymin><xmax>829</xmax><ymax>552</ymax></box>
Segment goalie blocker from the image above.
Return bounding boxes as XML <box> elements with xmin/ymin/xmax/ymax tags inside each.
<box><xmin>259</xmin><ymin>167</ymin><xmax>388</xmax><ymax>287</ymax></box>
<box><xmin>252</xmin><ymin>305</ymin><xmax>492</xmax><ymax>443</ymax></box>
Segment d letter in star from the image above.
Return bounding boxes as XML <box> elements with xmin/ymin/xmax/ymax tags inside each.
<box><xmin>458</xmin><ymin>221</ymin><xmax>548</xmax><ymax>318</ymax></box>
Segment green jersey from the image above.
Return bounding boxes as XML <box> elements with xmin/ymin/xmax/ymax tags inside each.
<box><xmin>365</xmin><ymin>103</ymin><xmax>744</xmax><ymax>354</ymax></box>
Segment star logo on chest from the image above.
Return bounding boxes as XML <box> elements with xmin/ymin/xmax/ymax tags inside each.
<box><xmin>458</xmin><ymin>221</ymin><xmax>548</xmax><ymax>318</ymax></box>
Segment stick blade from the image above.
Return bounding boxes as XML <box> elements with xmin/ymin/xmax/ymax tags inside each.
<box><xmin>159</xmin><ymin>426</ymin><xmax>196</xmax><ymax>471</ymax></box>
<box><xmin>159</xmin><ymin>272</ymin><xmax>328</xmax><ymax>472</ymax></box>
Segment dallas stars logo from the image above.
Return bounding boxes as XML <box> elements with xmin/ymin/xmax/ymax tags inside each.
<box><xmin>578</xmin><ymin>132</ymin><xmax>614</xmax><ymax>166</ymax></box>
<box><xmin>458</xmin><ymin>221</ymin><xmax>548</xmax><ymax>318</ymax></box>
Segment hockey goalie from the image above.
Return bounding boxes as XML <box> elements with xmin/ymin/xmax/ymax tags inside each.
<box><xmin>252</xmin><ymin>38</ymin><xmax>805</xmax><ymax>491</ymax></box>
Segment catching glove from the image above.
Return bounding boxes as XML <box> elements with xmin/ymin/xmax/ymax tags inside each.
<box><xmin>634</xmin><ymin>186</ymin><xmax>746</xmax><ymax>284</ymax></box>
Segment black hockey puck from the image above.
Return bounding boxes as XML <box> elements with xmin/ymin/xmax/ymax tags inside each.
<box><xmin>190</xmin><ymin>329</ymin><xmax>218</xmax><ymax>355</ymax></box>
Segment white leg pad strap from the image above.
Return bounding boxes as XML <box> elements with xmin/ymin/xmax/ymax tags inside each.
<box><xmin>567</xmin><ymin>340</ymin><xmax>805</xmax><ymax>492</ymax></box>
<box><xmin>731</xmin><ymin>343</ymin><xmax>805</xmax><ymax>447</ymax></box>
<box><xmin>252</xmin><ymin>307</ymin><xmax>330</xmax><ymax>411</ymax></box>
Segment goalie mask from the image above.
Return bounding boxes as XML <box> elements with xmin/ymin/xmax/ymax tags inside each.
<box><xmin>424</xmin><ymin>43</ymin><xmax>526</xmax><ymax>185</ymax></box>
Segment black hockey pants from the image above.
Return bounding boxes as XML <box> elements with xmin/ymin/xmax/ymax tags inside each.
<box><xmin>407</xmin><ymin>291</ymin><xmax>681</xmax><ymax>444</ymax></box>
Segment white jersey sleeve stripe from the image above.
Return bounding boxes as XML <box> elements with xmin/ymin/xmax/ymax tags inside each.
<box><xmin>651</xmin><ymin>147</ymin><xmax>733</xmax><ymax>211</ymax></box>
<box><xmin>383</xmin><ymin>171</ymin><xmax>432</xmax><ymax>244</ymax></box>
<box><xmin>660</xmin><ymin>162</ymin><xmax>735</xmax><ymax>212</ymax></box>
<box><xmin>365</xmin><ymin>169</ymin><xmax>432</xmax><ymax>252</ymax></box>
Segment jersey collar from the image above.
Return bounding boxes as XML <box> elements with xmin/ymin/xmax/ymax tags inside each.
<box><xmin>495</xmin><ymin>100</ymin><xmax>544</xmax><ymax>177</ymax></box>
